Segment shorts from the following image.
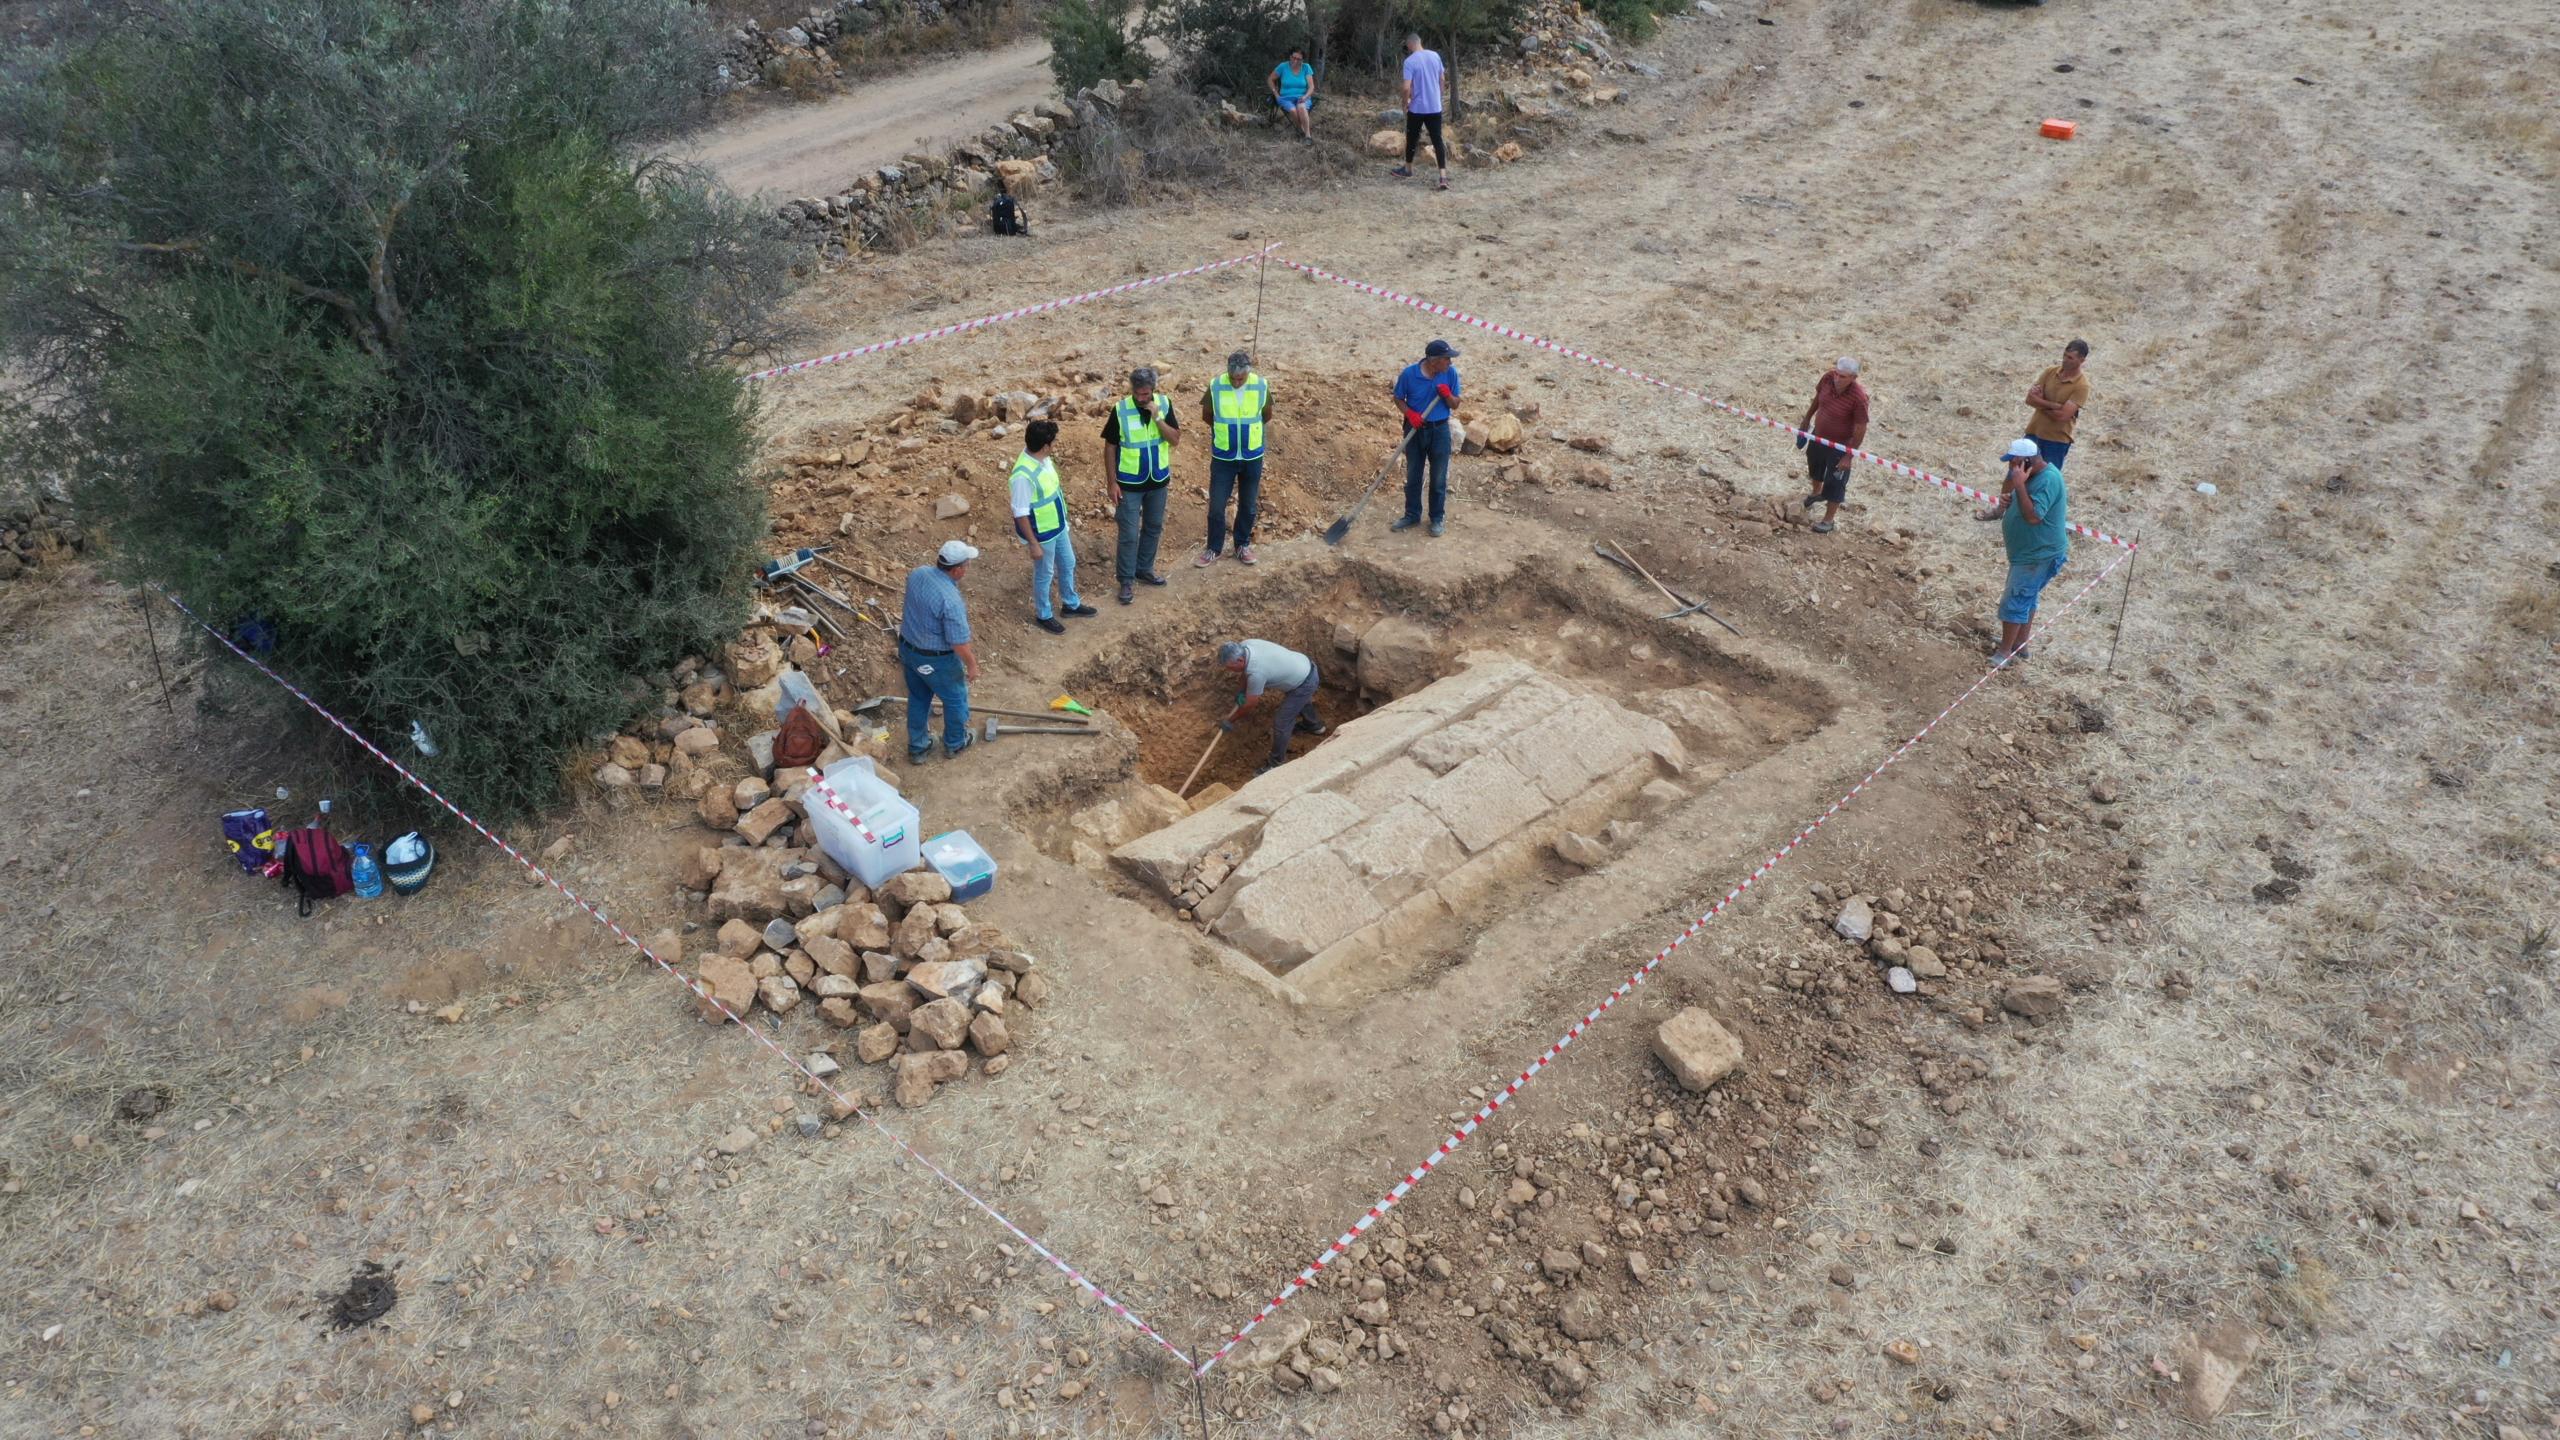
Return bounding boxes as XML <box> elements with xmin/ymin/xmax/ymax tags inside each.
<box><xmin>1999</xmin><ymin>556</ymin><xmax>2067</xmax><ymax>625</ymax></box>
<box><xmin>1274</xmin><ymin>94</ymin><xmax>1315</xmax><ymax>112</ymax></box>
<box><xmin>1804</xmin><ymin>440</ymin><xmax>1849</xmax><ymax>503</ymax></box>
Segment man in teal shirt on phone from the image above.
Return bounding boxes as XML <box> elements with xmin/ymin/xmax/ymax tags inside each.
<box><xmin>1978</xmin><ymin>437</ymin><xmax>2070</xmax><ymax>663</ymax></box>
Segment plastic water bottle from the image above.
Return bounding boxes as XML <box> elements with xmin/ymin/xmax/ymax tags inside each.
<box><xmin>350</xmin><ymin>844</ymin><xmax>384</xmax><ymax>900</ymax></box>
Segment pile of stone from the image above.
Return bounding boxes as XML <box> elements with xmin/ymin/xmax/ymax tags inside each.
<box><xmin>772</xmin><ymin>80</ymin><xmax>1146</xmax><ymax>260</ymax></box>
<box><xmin>1819</xmin><ymin>880</ymin><xmax>2066</xmax><ymax>1022</ymax></box>
<box><xmin>1169</xmin><ymin>843</ymin><xmax>1245</xmax><ymax>922</ymax></box>
<box><xmin>0</xmin><ymin>495</ymin><xmax>85</xmax><ymax>581</ymax></box>
<box><xmin>589</xmin><ymin>625</ymin><xmax>849</xmax><ymax>801</ymax></box>
<box><xmin>713</xmin><ymin>2</ymin><xmax>904</xmax><ymax>91</ymax></box>
<box><xmin>678</xmin><ymin>856</ymin><xmax>1044</xmax><ymax>1109</ymax></box>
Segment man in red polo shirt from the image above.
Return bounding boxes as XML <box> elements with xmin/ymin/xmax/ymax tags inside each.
<box><xmin>1795</xmin><ymin>356</ymin><xmax>1869</xmax><ymax>534</ymax></box>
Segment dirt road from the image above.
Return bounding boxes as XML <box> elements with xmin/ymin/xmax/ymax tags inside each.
<box><xmin>685</xmin><ymin>35</ymin><xmax>1054</xmax><ymax>198</ymax></box>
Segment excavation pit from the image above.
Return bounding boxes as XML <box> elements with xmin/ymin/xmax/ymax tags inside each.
<box><xmin>1043</xmin><ymin>560</ymin><xmax>1834</xmax><ymax>1000</ymax></box>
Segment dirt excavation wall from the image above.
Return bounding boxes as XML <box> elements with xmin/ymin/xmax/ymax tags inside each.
<box><xmin>1116</xmin><ymin>656</ymin><xmax>1687</xmax><ymax>994</ymax></box>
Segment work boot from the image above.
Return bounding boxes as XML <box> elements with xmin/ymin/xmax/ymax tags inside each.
<box><xmin>1294</xmin><ymin>714</ymin><xmax>1328</xmax><ymax>737</ymax></box>
<box><xmin>1390</xmin><ymin>515</ymin><xmax>1422</xmax><ymax>532</ymax></box>
<box><xmin>1138</xmin><ymin>571</ymin><xmax>1168</xmax><ymax>587</ymax></box>
<box><xmin>1035</xmin><ymin>615</ymin><xmax>1066</xmax><ymax>635</ymax></box>
<box><xmin>1117</xmin><ymin>582</ymin><xmax>1134</xmax><ymax>605</ymax></box>
<box><xmin>1063</xmin><ymin>603</ymin><xmax>1099</xmax><ymax>618</ymax></box>
<box><xmin>1429</xmin><ymin>519</ymin><xmax>1446</xmax><ymax>537</ymax></box>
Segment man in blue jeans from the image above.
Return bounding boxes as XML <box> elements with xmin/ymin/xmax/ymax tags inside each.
<box><xmin>1008</xmin><ymin>420</ymin><xmax>1097</xmax><ymax>634</ymax></box>
<box><xmin>1977</xmin><ymin>438</ymin><xmax>2070</xmax><ymax>663</ymax></box>
<box><xmin>1390</xmin><ymin>338</ymin><xmax>1461</xmax><ymax>536</ymax></box>
<box><xmin>897</xmin><ymin>539</ymin><xmax>981</xmax><ymax>760</ymax></box>
<box><xmin>1101</xmin><ymin>366</ymin><xmax>1180</xmax><ymax>604</ymax></box>
<box><xmin>1197</xmin><ymin>351</ymin><xmax>1271</xmax><ymax>566</ymax></box>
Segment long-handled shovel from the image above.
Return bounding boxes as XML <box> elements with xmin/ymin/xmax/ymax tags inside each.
<box><xmin>1177</xmin><ymin>729</ymin><xmax>1224</xmax><ymax>798</ymax></box>
<box><xmin>1323</xmin><ymin>430</ymin><xmax>1420</xmax><ymax>547</ymax></box>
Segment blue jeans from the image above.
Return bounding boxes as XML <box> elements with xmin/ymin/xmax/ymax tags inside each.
<box><xmin>898</xmin><ymin>641</ymin><xmax>971</xmax><ymax>755</ymax></box>
<box><xmin>1030</xmin><ymin>530</ymin><xmax>1081</xmax><ymax>620</ymax></box>
<box><xmin>2034</xmin><ymin>437</ymin><xmax>2071</xmax><ymax>470</ymax></box>
<box><xmin>1999</xmin><ymin>556</ymin><xmax>2067</xmax><ymax>625</ymax></box>
<box><xmin>1267</xmin><ymin>665</ymin><xmax>1322</xmax><ymax>767</ymax></box>
<box><xmin>1114</xmin><ymin>484</ymin><xmax>1167</xmax><ymax>582</ymax></box>
<box><xmin>1208</xmin><ymin>457</ymin><xmax>1262</xmax><ymax>552</ymax></box>
<box><xmin>1402</xmin><ymin>421</ymin><xmax>1452</xmax><ymax>522</ymax></box>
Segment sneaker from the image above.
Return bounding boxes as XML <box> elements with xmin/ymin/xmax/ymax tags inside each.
<box><xmin>1035</xmin><ymin>615</ymin><xmax>1066</xmax><ymax>635</ymax></box>
<box><xmin>1117</xmin><ymin>582</ymin><xmax>1134</xmax><ymax>605</ymax></box>
<box><xmin>945</xmin><ymin>736</ymin><xmax>974</xmax><ymax>758</ymax></box>
<box><xmin>1237</xmin><ymin>545</ymin><xmax>1258</xmax><ymax>565</ymax></box>
<box><xmin>1388</xmin><ymin>165</ymin><xmax>1414</xmax><ymax>179</ymax></box>
<box><xmin>1390</xmin><ymin>515</ymin><xmax>1422</xmax><ymax>532</ymax></box>
<box><xmin>1294</xmin><ymin>715</ymin><xmax>1328</xmax><ymax>737</ymax></box>
<box><xmin>1810</xmin><ymin>520</ymin><xmax>1835</xmax><ymax>534</ymax></box>
<box><xmin>1801</xmin><ymin>493</ymin><xmax>1822</xmax><ymax>511</ymax></box>
<box><xmin>907</xmin><ymin>748</ymin><xmax>934</xmax><ymax>765</ymax></box>
<box><xmin>1063</xmin><ymin>603</ymin><xmax>1099</xmax><ymax>618</ymax></box>
<box><xmin>1434</xmin><ymin>175</ymin><xmax>1450</xmax><ymax>191</ymax></box>
<box><xmin>1195</xmin><ymin>549</ymin><xmax>1220</xmax><ymax>567</ymax></box>
<box><xmin>1255</xmin><ymin>759</ymin><xmax>1281</xmax><ymax>776</ymax></box>
<box><xmin>1428</xmin><ymin>519</ymin><xmax>1446</xmax><ymax>537</ymax></box>
<box><xmin>1138</xmin><ymin>571</ymin><xmax>1169</xmax><ymax>587</ymax></box>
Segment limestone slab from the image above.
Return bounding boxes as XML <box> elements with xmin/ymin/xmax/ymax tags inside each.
<box><xmin>1421</xmin><ymin>753</ymin><xmax>1549</xmax><ymax>853</ymax></box>
<box><xmin>1332</xmin><ymin>798</ymin><xmax>1469</xmax><ymax>907</ymax></box>
<box><xmin>1213</xmin><ymin>847</ymin><xmax>1383</xmax><ymax>969</ymax></box>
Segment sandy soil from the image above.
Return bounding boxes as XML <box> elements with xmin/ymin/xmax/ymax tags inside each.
<box><xmin>5</xmin><ymin>1</ymin><xmax>2557</xmax><ymax>1438</ymax></box>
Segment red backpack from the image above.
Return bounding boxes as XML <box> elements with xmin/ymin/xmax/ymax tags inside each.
<box><xmin>280</xmin><ymin>824</ymin><xmax>354</xmax><ymax>916</ymax></box>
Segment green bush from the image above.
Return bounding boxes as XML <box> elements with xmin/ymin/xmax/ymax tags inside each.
<box><xmin>1143</xmin><ymin>0</ymin><xmax>1311</xmax><ymax>100</ymax></box>
<box><xmin>0</xmin><ymin>0</ymin><xmax>797</xmax><ymax>819</ymax></box>
<box><xmin>1324</xmin><ymin>0</ymin><xmax>1529</xmax><ymax>82</ymax></box>
<box><xmin>1045</xmin><ymin>0</ymin><xmax>1151</xmax><ymax>94</ymax></box>
<box><xmin>1588</xmin><ymin>0</ymin><xmax>1686</xmax><ymax>45</ymax></box>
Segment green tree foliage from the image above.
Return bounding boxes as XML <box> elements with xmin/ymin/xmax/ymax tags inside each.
<box><xmin>1143</xmin><ymin>0</ymin><xmax>1310</xmax><ymax>99</ymax></box>
<box><xmin>0</xmin><ymin>0</ymin><xmax>797</xmax><ymax>818</ymax></box>
<box><xmin>1044</xmin><ymin>0</ymin><xmax>1152</xmax><ymax>94</ymax></box>
<box><xmin>1587</xmin><ymin>0</ymin><xmax>1686</xmax><ymax>45</ymax></box>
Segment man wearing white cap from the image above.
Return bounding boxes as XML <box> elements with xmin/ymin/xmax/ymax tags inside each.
<box><xmin>898</xmin><ymin>539</ymin><xmax>981</xmax><ymax>760</ymax></box>
<box><xmin>1977</xmin><ymin>439</ymin><xmax>2070</xmax><ymax>663</ymax></box>
<box><xmin>1795</xmin><ymin>356</ymin><xmax>1869</xmax><ymax>534</ymax></box>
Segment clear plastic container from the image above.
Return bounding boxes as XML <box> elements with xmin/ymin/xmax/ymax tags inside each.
<box><xmin>349</xmin><ymin>844</ymin><xmax>384</xmax><ymax>900</ymax></box>
<box><xmin>804</xmin><ymin>756</ymin><xmax>920</xmax><ymax>889</ymax></box>
<box><xmin>924</xmin><ymin>830</ymin><xmax>997</xmax><ymax>903</ymax></box>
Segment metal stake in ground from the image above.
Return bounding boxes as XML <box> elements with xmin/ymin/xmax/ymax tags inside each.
<box><xmin>2106</xmin><ymin>532</ymin><xmax>2143</xmax><ymax>676</ymax></box>
<box><xmin>136</xmin><ymin>591</ymin><xmax>174</xmax><ymax>716</ymax></box>
<box><xmin>1249</xmin><ymin>242</ymin><xmax>1269</xmax><ymax>373</ymax></box>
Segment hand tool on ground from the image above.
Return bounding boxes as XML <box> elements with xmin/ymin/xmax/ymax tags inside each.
<box><xmin>1595</xmin><ymin>541</ymin><xmax>1744</xmax><ymax>638</ymax></box>
<box><xmin>851</xmin><ymin>696</ymin><xmax>1086</xmax><ymax>724</ymax></box>
<box><xmin>979</xmin><ymin>716</ymin><xmax>1102</xmax><ymax>742</ymax></box>
<box><xmin>1323</xmin><ymin>430</ymin><xmax>1419</xmax><ymax>547</ymax></box>
<box><xmin>1177</xmin><ymin>729</ymin><xmax>1225</xmax><ymax>798</ymax></box>
<box><xmin>811</xmin><ymin>551</ymin><xmax>897</xmax><ymax>592</ymax></box>
<box><xmin>1050</xmin><ymin>694</ymin><xmax>1094</xmax><ymax>717</ymax></box>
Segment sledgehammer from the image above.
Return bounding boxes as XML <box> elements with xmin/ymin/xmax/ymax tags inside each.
<box><xmin>979</xmin><ymin>716</ymin><xmax>1101</xmax><ymax>742</ymax></box>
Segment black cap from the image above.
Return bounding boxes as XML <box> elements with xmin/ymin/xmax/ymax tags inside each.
<box><xmin>1423</xmin><ymin>338</ymin><xmax>1460</xmax><ymax>359</ymax></box>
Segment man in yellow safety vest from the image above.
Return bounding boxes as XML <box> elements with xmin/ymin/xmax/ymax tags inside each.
<box><xmin>1196</xmin><ymin>350</ymin><xmax>1272</xmax><ymax>567</ymax></box>
<box><xmin>1009</xmin><ymin>420</ymin><xmax>1097</xmax><ymax>635</ymax></box>
<box><xmin>1100</xmin><ymin>366</ymin><xmax>1181</xmax><ymax>605</ymax></box>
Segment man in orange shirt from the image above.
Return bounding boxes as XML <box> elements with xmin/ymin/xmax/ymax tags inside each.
<box><xmin>2024</xmin><ymin>339</ymin><xmax>2092</xmax><ymax>470</ymax></box>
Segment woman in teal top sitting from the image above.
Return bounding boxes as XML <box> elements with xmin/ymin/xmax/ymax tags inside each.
<box><xmin>1269</xmin><ymin>47</ymin><xmax>1316</xmax><ymax>143</ymax></box>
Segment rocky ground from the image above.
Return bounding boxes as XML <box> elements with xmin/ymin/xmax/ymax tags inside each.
<box><xmin>3</xmin><ymin>1</ymin><xmax>2556</xmax><ymax>1437</ymax></box>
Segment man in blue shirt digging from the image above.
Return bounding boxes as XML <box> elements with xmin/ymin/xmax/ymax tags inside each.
<box><xmin>1977</xmin><ymin>438</ymin><xmax>2070</xmax><ymax>663</ymax></box>
<box><xmin>1389</xmin><ymin>338</ymin><xmax>1462</xmax><ymax>536</ymax></box>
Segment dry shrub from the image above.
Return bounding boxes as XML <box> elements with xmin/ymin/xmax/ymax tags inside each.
<box><xmin>1059</xmin><ymin>89</ymin><xmax>1356</xmax><ymax>208</ymax></box>
<box><xmin>772</xmin><ymin>52</ymin><xmax>826</xmax><ymax>100</ymax></box>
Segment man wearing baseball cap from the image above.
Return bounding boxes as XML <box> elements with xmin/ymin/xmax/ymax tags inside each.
<box><xmin>1977</xmin><ymin>438</ymin><xmax>2070</xmax><ymax>663</ymax></box>
<box><xmin>1389</xmin><ymin>338</ymin><xmax>1462</xmax><ymax>536</ymax></box>
<box><xmin>897</xmin><ymin>538</ymin><xmax>981</xmax><ymax>760</ymax></box>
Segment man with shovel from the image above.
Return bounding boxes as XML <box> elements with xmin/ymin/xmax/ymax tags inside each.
<box><xmin>1390</xmin><ymin>339</ymin><xmax>1462</xmax><ymax>536</ymax></box>
<box><xmin>1217</xmin><ymin>639</ymin><xmax>1328</xmax><ymax>776</ymax></box>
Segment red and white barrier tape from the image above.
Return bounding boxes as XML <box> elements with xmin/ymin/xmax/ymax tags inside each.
<box><xmin>744</xmin><ymin>244</ymin><xmax>1279</xmax><ymax>382</ymax></box>
<box><xmin>1277</xmin><ymin>259</ymin><xmax>2139</xmax><ymax>554</ymax></box>
<box><xmin>153</xmin><ymin>591</ymin><xmax>1195</xmax><ymax>1370</ymax></box>
<box><xmin>1193</xmin><ymin>544</ymin><xmax>2135</xmax><ymax>1374</ymax></box>
<box><xmin>802</xmin><ymin>766</ymin><xmax>881</xmax><ymax>848</ymax></box>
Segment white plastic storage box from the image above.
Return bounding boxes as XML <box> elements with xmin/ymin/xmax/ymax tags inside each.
<box><xmin>805</xmin><ymin>756</ymin><xmax>919</xmax><ymax>889</ymax></box>
<box><xmin>923</xmin><ymin>830</ymin><xmax>996</xmax><ymax>903</ymax></box>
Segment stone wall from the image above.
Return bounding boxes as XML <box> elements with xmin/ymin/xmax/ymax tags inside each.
<box><xmin>772</xmin><ymin>77</ymin><xmax>1147</xmax><ymax>260</ymax></box>
<box><xmin>1115</xmin><ymin>658</ymin><xmax>1687</xmax><ymax>995</ymax></box>
<box><xmin>713</xmin><ymin>1</ymin><xmax>943</xmax><ymax>92</ymax></box>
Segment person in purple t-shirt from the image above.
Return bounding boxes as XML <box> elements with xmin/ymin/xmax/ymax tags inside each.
<box><xmin>1392</xmin><ymin>34</ymin><xmax>1449</xmax><ymax>191</ymax></box>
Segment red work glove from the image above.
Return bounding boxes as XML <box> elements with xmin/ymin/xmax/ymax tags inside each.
<box><xmin>1403</xmin><ymin>407</ymin><xmax>1425</xmax><ymax>427</ymax></box>
<box><xmin>1436</xmin><ymin>384</ymin><xmax>1455</xmax><ymax>402</ymax></box>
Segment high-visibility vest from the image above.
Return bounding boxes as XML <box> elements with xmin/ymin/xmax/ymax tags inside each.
<box><xmin>1208</xmin><ymin>371</ymin><xmax>1268</xmax><ymax>462</ymax></box>
<box><xmin>1114</xmin><ymin>395</ymin><xmax>1171</xmax><ymax>486</ymax></box>
<box><xmin>1014</xmin><ymin>452</ymin><xmax>1065</xmax><ymax>541</ymax></box>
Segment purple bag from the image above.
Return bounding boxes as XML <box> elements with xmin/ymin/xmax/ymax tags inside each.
<box><xmin>222</xmin><ymin>808</ymin><xmax>276</xmax><ymax>875</ymax></box>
